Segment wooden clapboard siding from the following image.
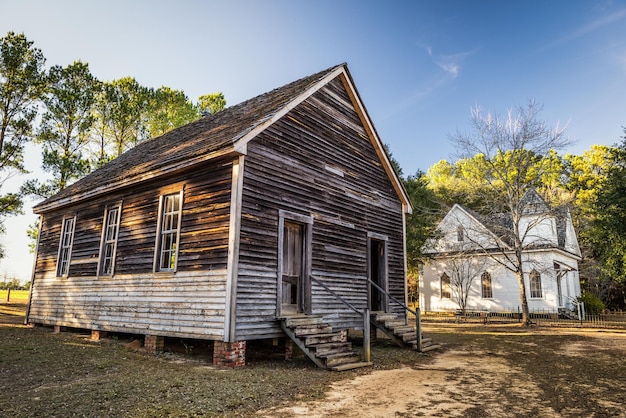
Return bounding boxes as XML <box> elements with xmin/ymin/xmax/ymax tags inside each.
<box><xmin>236</xmin><ymin>77</ymin><xmax>406</xmax><ymax>339</ymax></box>
<box><xmin>30</xmin><ymin>161</ymin><xmax>234</xmax><ymax>336</ymax></box>
<box><xmin>28</xmin><ymin>271</ymin><xmax>228</xmax><ymax>339</ymax></box>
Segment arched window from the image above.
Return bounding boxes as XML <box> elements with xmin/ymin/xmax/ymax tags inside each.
<box><xmin>481</xmin><ymin>272</ymin><xmax>493</xmax><ymax>299</ymax></box>
<box><xmin>530</xmin><ymin>270</ymin><xmax>542</xmax><ymax>298</ymax></box>
<box><xmin>441</xmin><ymin>273</ymin><xmax>451</xmax><ymax>299</ymax></box>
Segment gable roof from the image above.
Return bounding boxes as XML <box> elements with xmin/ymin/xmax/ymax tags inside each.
<box><xmin>33</xmin><ymin>63</ymin><xmax>411</xmax><ymax>214</ymax></box>
<box><xmin>422</xmin><ymin>203</ymin><xmax>510</xmax><ymax>254</ymax></box>
<box><xmin>519</xmin><ymin>188</ymin><xmax>551</xmax><ymax>215</ymax></box>
<box><xmin>427</xmin><ymin>190</ymin><xmax>581</xmax><ymax>258</ymax></box>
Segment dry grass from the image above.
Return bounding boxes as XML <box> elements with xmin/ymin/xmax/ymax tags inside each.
<box><xmin>0</xmin><ymin>303</ymin><xmax>424</xmax><ymax>417</ymax></box>
<box><xmin>2</xmin><ymin>303</ymin><xmax>626</xmax><ymax>417</ymax></box>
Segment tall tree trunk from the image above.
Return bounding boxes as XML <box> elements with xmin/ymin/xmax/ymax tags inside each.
<box><xmin>516</xmin><ymin>270</ymin><xmax>530</xmax><ymax>325</ymax></box>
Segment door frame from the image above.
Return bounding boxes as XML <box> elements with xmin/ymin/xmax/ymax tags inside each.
<box><xmin>277</xmin><ymin>210</ymin><xmax>313</xmax><ymax>317</ymax></box>
<box><xmin>367</xmin><ymin>232</ymin><xmax>389</xmax><ymax>312</ymax></box>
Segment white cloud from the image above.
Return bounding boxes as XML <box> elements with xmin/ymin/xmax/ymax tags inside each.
<box><xmin>436</xmin><ymin>58</ymin><xmax>460</xmax><ymax>78</ymax></box>
<box><xmin>425</xmin><ymin>46</ymin><xmax>476</xmax><ymax>79</ymax></box>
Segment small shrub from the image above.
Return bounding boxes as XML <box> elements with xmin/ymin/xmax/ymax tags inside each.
<box><xmin>578</xmin><ymin>291</ymin><xmax>605</xmax><ymax>314</ymax></box>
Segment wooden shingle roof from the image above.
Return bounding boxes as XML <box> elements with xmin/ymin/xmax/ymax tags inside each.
<box><xmin>34</xmin><ymin>63</ymin><xmax>411</xmax><ymax>214</ymax></box>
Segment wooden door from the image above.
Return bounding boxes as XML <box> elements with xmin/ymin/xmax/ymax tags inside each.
<box><xmin>369</xmin><ymin>238</ymin><xmax>387</xmax><ymax>312</ymax></box>
<box><xmin>281</xmin><ymin>221</ymin><xmax>305</xmax><ymax>314</ymax></box>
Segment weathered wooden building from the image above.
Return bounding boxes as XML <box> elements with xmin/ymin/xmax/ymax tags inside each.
<box><xmin>27</xmin><ymin>63</ymin><xmax>413</xmax><ymax>369</ymax></box>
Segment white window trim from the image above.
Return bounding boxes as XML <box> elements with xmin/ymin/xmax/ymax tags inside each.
<box><xmin>440</xmin><ymin>273</ymin><xmax>451</xmax><ymax>299</ymax></box>
<box><xmin>529</xmin><ymin>270</ymin><xmax>543</xmax><ymax>299</ymax></box>
<box><xmin>457</xmin><ymin>225</ymin><xmax>465</xmax><ymax>242</ymax></box>
<box><xmin>98</xmin><ymin>203</ymin><xmax>122</xmax><ymax>276</ymax></box>
<box><xmin>481</xmin><ymin>271</ymin><xmax>493</xmax><ymax>299</ymax></box>
<box><xmin>56</xmin><ymin>216</ymin><xmax>76</xmax><ymax>277</ymax></box>
<box><xmin>153</xmin><ymin>190</ymin><xmax>184</xmax><ymax>272</ymax></box>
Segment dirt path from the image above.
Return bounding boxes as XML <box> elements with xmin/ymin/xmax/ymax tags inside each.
<box><xmin>258</xmin><ymin>349</ymin><xmax>551</xmax><ymax>417</ymax></box>
<box><xmin>258</xmin><ymin>329</ymin><xmax>626</xmax><ymax>418</ymax></box>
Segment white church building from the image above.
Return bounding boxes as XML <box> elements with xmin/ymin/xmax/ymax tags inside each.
<box><xmin>419</xmin><ymin>190</ymin><xmax>582</xmax><ymax>313</ymax></box>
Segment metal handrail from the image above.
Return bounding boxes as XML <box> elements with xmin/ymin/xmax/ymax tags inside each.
<box><xmin>367</xmin><ymin>278</ymin><xmax>422</xmax><ymax>351</ymax></box>
<box><xmin>308</xmin><ymin>274</ymin><xmax>423</xmax><ymax>353</ymax></box>
<box><xmin>367</xmin><ymin>278</ymin><xmax>416</xmax><ymax>316</ymax></box>
<box><xmin>309</xmin><ymin>274</ymin><xmax>371</xmax><ymax>362</ymax></box>
<box><xmin>310</xmin><ymin>274</ymin><xmax>362</xmax><ymax>316</ymax></box>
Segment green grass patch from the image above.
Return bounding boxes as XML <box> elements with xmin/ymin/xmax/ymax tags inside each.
<box><xmin>0</xmin><ymin>289</ymin><xmax>29</xmax><ymax>303</ymax></box>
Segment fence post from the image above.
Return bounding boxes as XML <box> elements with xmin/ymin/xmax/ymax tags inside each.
<box><xmin>518</xmin><ymin>306</ymin><xmax>521</xmax><ymax>323</ymax></box>
<box><xmin>6</xmin><ymin>288</ymin><xmax>10</xmax><ymax>302</ymax></box>
<box><xmin>363</xmin><ymin>308</ymin><xmax>370</xmax><ymax>362</ymax></box>
<box><xmin>578</xmin><ymin>302</ymin><xmax>585</xmax><ymax>325</ymax></box>
<box><xmin>416</xmin><ymin>308</ymin><xmax>422</xmax><ymax>352</ymax></box>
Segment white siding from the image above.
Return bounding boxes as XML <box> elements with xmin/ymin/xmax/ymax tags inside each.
<box><xmin>420</xmin><ymin>250</ymin><xmax>581</xmax><ymax>312</ymax></box>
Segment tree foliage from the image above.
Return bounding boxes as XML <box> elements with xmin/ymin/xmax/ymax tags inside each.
<box><xmin>94</xmin><ymin>77</ymin><xmax>150</xmax><ymax>162</ymax></box>
<box><xmin>0</xmin><ymin>31</ymin><xmax>47</xmax><ymax>262</ymax></box>
<box><xmin>0</xmin><ymin>32</ymin><xmax>46</xmax><ymax>173</ymax></box>
<box><xmin>589</xmin><ymin>135</ymin><xmax>626</xmax><ymax>286</ymax></box>
<box><xmin>197</xmin><ymin>92</ymin><xmax>226</xmax><ymax>116</ymax></box>
<box><xmin>23</xmin><ymin>61</ymin><xmax>99</xmax><ymax>198</ymax></box>
<box><xmin>145</xmin><ymin>86</ymin><xmax>198</xmax><ymax>138</ymax></box>
<box><xmin>0</xmin><ymin>31</ymin><xmax>231</xmax><ymax>270</ymax></box>
<box><xmin>403</xmin><ymin>171</ymin><xmax>442</xmax><ymax>274</ymax></box>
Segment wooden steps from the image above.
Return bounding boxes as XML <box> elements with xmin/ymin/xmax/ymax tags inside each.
<box><xmin>280</xmin><ymin>314</ymin><xmax>372</xmax><ymax>372</ymax></box>
<box><xmin>371</xmin><ymin>312</ymin><xmax>441</xmax><ymax>352</ymax></box>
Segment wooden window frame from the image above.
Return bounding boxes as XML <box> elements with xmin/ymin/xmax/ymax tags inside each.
<box><xmin>481</xmin><ymin>271</ymin><xmax>493</xmax><ymax>299</ymax></box>
<box><xmin>153</xmin><ymin>190</ymin><xmax>184</xmax><ymax>272</ymax></box>
<box><xmin>441</xmin><ymin>272</ymin><xmax>451</xmax><ymax>299</ymax></box>
<box><xmin>529</xmin><ymin>269</ymin><xmax>542</xmax><ymax>298</ymax></box>
<box><xmin>56</xmin><ymin>216</ymin><xmax>76</xmax><ymax>277</ymax></box>
<box><xmin>98</xmin><ymin>203</ymin><xmax>122</xmax><ymax>276</ymax></box>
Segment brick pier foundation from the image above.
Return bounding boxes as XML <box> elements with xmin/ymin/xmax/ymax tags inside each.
<box><xmin>144</xmin><ymin>335</ymin><xmax>165</xmax><ymax>352</ymax></box>
<box><xmin>213</xmin><ymin>341</ymin><xmax>246</xmax><ymax>368</ymax></box>
<box><xmin>91</xmin><ymin>330</ymin><xmax>107</xmax><ymax>341</ymax></box>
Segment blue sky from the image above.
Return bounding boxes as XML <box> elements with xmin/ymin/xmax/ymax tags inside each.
<box><xmin>1</xmin><ymin>0</ymin><xmax>625</xmax><ymax>281</ymax></box>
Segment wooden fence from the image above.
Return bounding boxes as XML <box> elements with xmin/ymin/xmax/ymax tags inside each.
<box><xmin>418</xmin><ymin>309</ymin><xmax>626</xmax><ymax>329</ymax></box>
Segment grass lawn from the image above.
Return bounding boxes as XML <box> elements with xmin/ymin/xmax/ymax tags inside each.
<box><xmin>0</xmin><ymin>289</ymin><xmax>29</xmax><ymax>303</ymax></box>
<box><xmin>0</xmin><ymin>303</ymin><xmax>427</xmax><ymax>417</ymax></box>
<box><xmin>2</xmin><ymin>302</ymin><xmax>626</xmax><ymax>417</ymax></box>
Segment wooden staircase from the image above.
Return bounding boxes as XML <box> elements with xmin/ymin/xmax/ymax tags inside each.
<box><xmin>280</xmin><ymin>315</ymin><xmax>373</xmax><ymax>371</ymax></box>
<box><xmin>371</xmin><ymin>312</ymin><xmax>441</xmax><ymax>352</ymax></box>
